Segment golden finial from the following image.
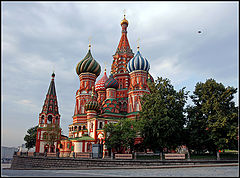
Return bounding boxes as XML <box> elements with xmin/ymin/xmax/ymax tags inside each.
<box><xmin>88</xmin><ymin>36</ymin><xmax>92</xmax><ymax>50</ymax></box>
<box><xmin>123</xmin><ymin>9</ymin><xmax>126</xmax><ymax>19</ymax></box>
<box><xmin>104</xmin><ymin>61</ymin><xmax>108</xmax><ymax>73</ymax></box>
<box><xmin>52</xmin><ymin>66</ymin><xmax>55</xmax><ymax>78</ymax></box>
<box><xmin>137</xmin><ymin>38</ymin><xmax>140</xmax><ymax>51</ymax></box>
<box><xmin>121</xmin><ymin>9</ymin><xmax>128</xmax><ymax>26</ymax></box>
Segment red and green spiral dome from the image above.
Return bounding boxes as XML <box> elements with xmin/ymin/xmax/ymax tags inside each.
<box><xmin>105</xmin><ymin>74</ymin><xmax>119</xmax><ymax>89</ymax></box>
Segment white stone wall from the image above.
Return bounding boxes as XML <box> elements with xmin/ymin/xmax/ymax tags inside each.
<box><xmin>74</xmin><ymin>142</ymin><xmax>82</xmax><ymax>153</ymax></box>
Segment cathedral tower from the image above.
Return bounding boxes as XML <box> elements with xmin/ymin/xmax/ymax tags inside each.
<box><xmin>111</xmin><ymin>14</ymin><xmax>134</xmax><ymax>113</ymax></box>
<box><xmin>35</xmin><ymin>72</ymin><xmax>61</xmax><ymax>153</ymax></box>
<box><xmin>127</xmin><ymin>46</ymin><xmax>150</xmax><ymax>114</ymax></box>
<box><xmin>73</xmin><ymin>44</ymin><xmax>101</xmax><ymax>126</ymax></box>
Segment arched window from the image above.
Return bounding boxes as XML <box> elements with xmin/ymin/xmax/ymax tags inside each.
<box><xmin>83</xmin><ymin>125</ymin><xmax>86</xmax><ymax>130</ymax></box>
<box><xmin>43</xmin><ymin>132</ymin><xmax>48</xmax><ymax>140</ymax></box>
<box><xmin>119</xmin><ymin>82</ymin><xmax>123</xmax><ymax>89</ymax></box>
<box><xmin>136</xmin><ymin>103</ymin><xmax>140</xmax><ymax>111</ymax></box>
<box><xmin>118</xmin><ymin>102</ymin><xmax>122</xmax><ymax>110</ymax></box>
<box><xmin>55</xmin><ymin>116</ymin><xmax>59</xmax><ymax>124</ymax></box>
<box><xmin>81</xmin><ymin>106</ymin><xmax>85</xmax><ymax>113</ymax></box>
<box><xmin>40</xmin><ymin>115</ymin><xmax>44</xmax><ymax>124</ymax></box>
<box><xmin>47</xmin><ymin>115</ymin><xmax>52</xmax><ymax>124</ymax></box>
<box><xmin>123</xmin><ymin>102</ymin><xmax>127</xmax><ymax>111</ymax></box>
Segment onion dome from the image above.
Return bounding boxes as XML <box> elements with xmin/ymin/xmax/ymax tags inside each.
<box><xmin>95</xmin><ymin>68</ymin><xmax>108</xmax><ymax>92</ymax></box>
<box><xmin>85</xmin><ymin>87</ymin><xmax>99</xmax><ymax>111</ymax></box>
<box><xmin>121</xmin><ymin>15</ymin><xmax>128</xmax><ymax>26</ymax></box>
<box><xmin>85</xmin><ymin>100</ymin><xmax>99</xmax><ymax>111</ymax></box>
<box><xmin>52</xmin><ymin>72</ymin><xmax>55</xmax><ymax>78</ymax></box>
<box><xmin>105</xmin><ymin>73</ymin><xmax>119</xmax><ymax>89</ymax></box>
<box><xmin>127</xmin><ymin>47</ymin><xmax>150</xmax><ymax>73</ymax></box>
<box><xmin>76</xmin><ymin>45</ymin><xmax>101</xmax><ymax>77</ymax></box>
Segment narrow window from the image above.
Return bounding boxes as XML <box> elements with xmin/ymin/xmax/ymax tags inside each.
<box><xmin>99</xmin><ymin>122</ymin><xmax>103</xmax><ymax>129</ymax></box>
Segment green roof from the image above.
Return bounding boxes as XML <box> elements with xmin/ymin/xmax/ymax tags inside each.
<box><xmin>69</xmin><ymin>135</ymin><xmax>95</xmax><ymax>141</ymax></box>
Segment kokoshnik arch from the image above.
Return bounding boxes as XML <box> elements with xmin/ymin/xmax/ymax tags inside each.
<box><xmin>35</xmin><ymin>14</ymin><xmax>154</xmax><ymax>157</ymax></box>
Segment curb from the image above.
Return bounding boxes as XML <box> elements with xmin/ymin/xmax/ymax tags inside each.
<box><xmin>5</xmin><ymin>163</ymin><xmax>239</xmax><ymax>170</ymax></box>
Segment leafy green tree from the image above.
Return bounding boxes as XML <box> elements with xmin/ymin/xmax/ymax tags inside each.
<box><xmin>186</xmin><ymin>78</ymin><xmax>238</xmax><ymax>158</ymax></box>
<box><xmin>104</xmin><ymin>118</ymin><xmax>138</xmax><ymax>153</ymax></box>
<box><xmin>185</xmin><ymin>106</ymin><xmax>216</xmax><ymax>154</ymax></box>
<box><xmin>139</xmin><ymin>77</ymin><xmax>189</xmax><ymax>154</ymax></box>
<box><xmin>42</xmin><ymin>123</ymin><xmax>62</xmax><ymax>151</ymax></box>
<box><xmin>24</xmin><ymin>125</ymin><xmax>38</xmax><ymax>151</ymax></box>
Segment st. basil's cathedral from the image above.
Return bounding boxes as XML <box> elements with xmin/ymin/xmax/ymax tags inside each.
<box><xmin>35</xmin><ymin>14</ymin><xmax>154</xmax><ymax>158</ymax></box>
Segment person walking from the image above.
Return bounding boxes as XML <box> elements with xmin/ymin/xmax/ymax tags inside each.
<box><xmin>44</xmin><ymin>148</ymin><xmax>48</xmax><ymax>157</ymax></box>
<box><xmin>56</xmin><ymin>148</ymin><xmax>60</xmax><ymax>158</ymax></box>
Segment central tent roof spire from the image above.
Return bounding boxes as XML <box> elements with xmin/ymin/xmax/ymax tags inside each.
<box><xmin>111</xmin><ymin>11</ymin><xmax>134</xmax><ymax>74</ymax></box>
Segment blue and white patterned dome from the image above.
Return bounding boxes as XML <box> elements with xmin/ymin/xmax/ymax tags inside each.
<box><xmin>127</xmin><ymin>50</ymin><xmax>150</xmax><ymax>73</ymax></box>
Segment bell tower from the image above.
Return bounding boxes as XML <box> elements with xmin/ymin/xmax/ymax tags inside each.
<box><xmin>35</xmin><ymin>72</ymin><xmax>61</xmax><ymax>153</ymax></box>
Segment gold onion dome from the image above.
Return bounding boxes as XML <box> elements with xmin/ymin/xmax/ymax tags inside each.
<box><xmin>121</xmin><ymin>15</ymin><xmax>128</xmax><ymax>26</ymax></box>
<box><xmin>76</xmin><ymin>45</ymin><xmax>101</xmax><ymax>77</ymax></box>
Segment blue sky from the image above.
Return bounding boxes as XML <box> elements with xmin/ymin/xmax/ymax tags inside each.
<box><xmin>2</xmin><ymin>1</ymin><xmax>239</xmax><ymax>147</ymax></box>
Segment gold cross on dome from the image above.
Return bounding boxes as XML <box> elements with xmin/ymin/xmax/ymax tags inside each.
<box><xmin>88</xmin><ymin>36</ymin><xmax>92</xmax><ymax>49</ymax></box>
<box><xmin>104</xmin><ymin>61</ymin><xmax>108</xmax><ymax>72</ymax></box>
<box><xmin>137</xmin><ymin>38</ymin><xmax>140</xmax><ymax>51</ymax></box>
<box><xmin>123</xmin><ymin>9</ymin><xmax>126</xmax><ymax>18</ymax></box>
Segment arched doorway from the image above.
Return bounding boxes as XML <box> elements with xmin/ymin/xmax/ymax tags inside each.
<box><xmin>50</xmin><ymin>145</ymin><xmax>55</xmax><ymax>153</ymax></box>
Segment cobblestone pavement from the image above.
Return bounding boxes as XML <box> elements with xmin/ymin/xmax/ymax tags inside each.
<box><xmin>1</xmin><ymin>165</ymin><xmax>239</xmax><ymax>177</ymax></box>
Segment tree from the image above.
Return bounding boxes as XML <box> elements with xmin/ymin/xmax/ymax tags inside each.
<box><xmin>139</xmin><ymin>77</ymin><xmax>189</xmax><ymax>154</ymax></box>
<box><xmin>42</xmin><ymin>123</ymin><xmax>62</xmax><ymax>152</ymax></box>
<box><xmin>185</xmin><ymin>106</ymin><xmax>216</xmax><ymax>154</ymax></box>
<box><xmin>104</xmin><ymin>118</ymin><xmax>138</xmax><ymax>153</ymax></box>
<box><xmin>24</xmin><ymin>125</ymin><xmax>38</xmax><ymax>151</ymax></box>
<box><xmin>186</xmin><ymin>78</ymin><xmax>238</xmax><ymax>159</ymax></box>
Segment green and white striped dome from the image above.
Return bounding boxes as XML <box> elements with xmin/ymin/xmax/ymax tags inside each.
<box><xmin>76</xmin><ymin>47</ymin><xmax>101</xmax><ymax>77</ymax></box>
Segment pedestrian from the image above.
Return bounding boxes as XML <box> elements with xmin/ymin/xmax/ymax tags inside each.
<box><xmin>56</xmin><ymin>148</ymin><xmax>60</xmax><ymax>158</ymax></box>
<box><xmin>44</xmin><ymin>148</ymin><xmax>48</xmax><ymax>157</ymax></box>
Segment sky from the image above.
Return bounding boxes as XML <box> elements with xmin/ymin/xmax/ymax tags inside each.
<box><xmin>1</xmin><ymin>1</ymin><xmax>239</xmax><ymax>148</ymax></box>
